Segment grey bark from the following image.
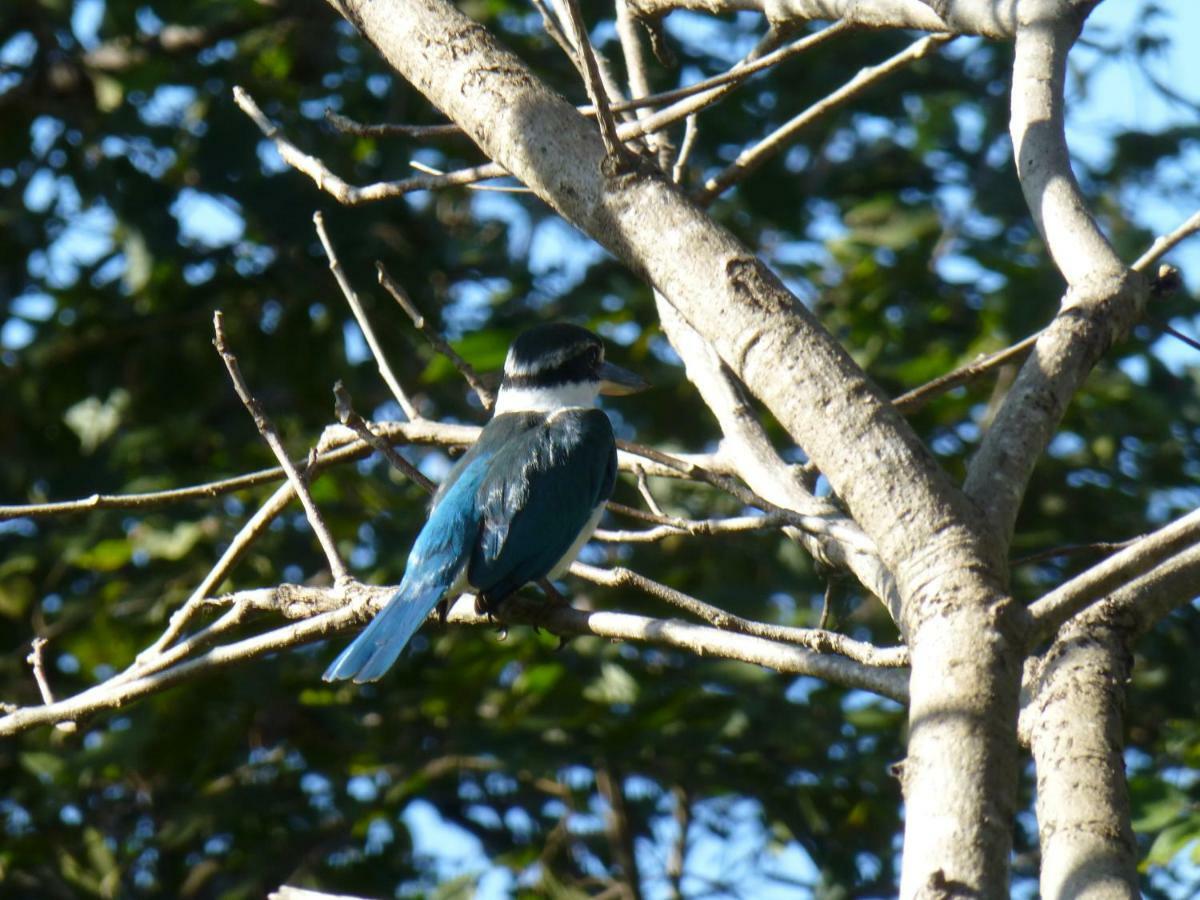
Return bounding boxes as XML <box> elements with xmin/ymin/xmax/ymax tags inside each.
<box><xmin>325</xmin><ymin>1</ymin><xmax>1026</xmax><ymax>894</ymax></box>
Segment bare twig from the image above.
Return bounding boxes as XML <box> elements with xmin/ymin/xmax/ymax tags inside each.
<box><xmin>667</xmin><ymin>785</ymin><xmax>690</xmax><ymax>899</ymax></box>
<box><xmin>1013</xmin><ymin>537</ymin><xmax>1142</xmax><ymax>568</ymax></box>
<box><xmin>1132</xmin><ymin>209</ymin><xmax>1200</xmax><ymax>272</ymax></box>
<box><xmin>633</xmin><ymin>465</ymin><xmax>666</xmax><ymax>516</ymax></box>
<box><xmin>672</xmin><ymin>114</ymin><xmax>699</xmax><ymax>185</ymax></box>
<box><xmin>892</xmin><ymin>331</ymin><xmax>1041</xmax><ymax>413</ymax></box>
<box><xmin>571</xmin><ymin>561</ymin><xmax>909</xmax><ymax>667</ymax></box>
<box><xmin>617</xmin><ymin>0</ymin><xmax>670</xmax><ymax>168</ymax></box>
<box><xmin>313</xmin><ymin>211</ymin><xmax>420</xmax><ymax>420</ymax></box>
<box><xmin>137</xmin><ymin>479</ymin><xmax>295</xmax><ymax>658</ymax></box>
<box><xmin>596</xmin><ymin>763</ymin><xmax>644</xmax><ymax>900</ymax></box>
<box><xmin>324</xmin><ymin>108</ymin><xmax>464</xmax><ymax>139</ymax></box>
<box><xmin>558</xmin><ymin>0</ymin><xmax>627</xmax><ymax>165</ymax></box>
<box><xmin>26</xmin><ymin>638</ymin><xmax>77</xmax><ymax>732</ymax></box>
<box><xmin>407</xmin><ymin>159</ymin><xmax>530</xmax><ymax>193</ymax></box>
<box><xmin>375</xmin><ymin>261</ymin><xmax>496</xmax><ymax>409</ymax></box>
<box><xmin>530</xmin><ymin>0</ymin><xmax>581</xmax><ymax>65</ymax></box>
<box><xmin>213</xmin><ymin>310</ymin><xmax>350</xmax><ymax>584</ymax></box>
<box><xmin>234</xmin><ymin>86</ymin><xmax>508</xmax><ymax>204</ymax></box>
<box><xmin>697</xmin><ymin>34</ymin><xmax>953</xmax><ymax>203</ymax></box>
<box><xmin>332</xmin><ymin>381</ymin><xmax>434</xmax><ymax>490</ymax></box>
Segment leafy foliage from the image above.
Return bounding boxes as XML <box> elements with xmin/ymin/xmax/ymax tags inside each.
<box><xmin>2</xmin><ymin>1</ymin><xmax>1199</xmax><ymax>897</ymax></box>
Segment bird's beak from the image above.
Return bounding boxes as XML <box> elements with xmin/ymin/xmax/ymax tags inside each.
<box><xmin>597</xmin><ymin>360</ymin><xmax>649</xmax><ymax>396</ymax></box>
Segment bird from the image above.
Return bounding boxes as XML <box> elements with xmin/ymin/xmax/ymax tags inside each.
<box><xmin>323</xmin><ymin>322</ymin><xmax>647</xmax><ymax>683</ymax></box>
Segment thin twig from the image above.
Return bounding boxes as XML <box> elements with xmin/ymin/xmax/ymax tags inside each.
<box><xmin>672</xmin><ymin>114</ymin><xmax>699</xmax><ymax>185</ymax></box>
<box><xmin>531</xmin><ymin>0</ymin><xmax>587</xmax><ymax>75</ymax></box>
<box><xmin>408</xmin><ymin>159</ymin><xmax>530</xmax><ymax>193</ymax></box>
<box><xmin>26</xmin><ymin>638</ymin><xmax>76</xmax><ymax>732</ymax></box>
<box><xmin>213</xmin><ymin>310</ymin><xmax>350</xmax><ymax>584</ymax></box>
<box><xmin>138</xmin><ymin>480</ymin><xmax>295</xmax><ymax>658</ymax></box>
<box><xmin>571</xmin><ymin>561</ymin><xmax>909</xmax><ymax>667</ymax></box>
<box><xmin>697</xmin><ymin>34</ymin><xmax>953</xmax><ymax>203</ymax></box>
<box><xmin>1027</xmin><ymin>504</ymin><xmax>1200</xmax><ymax>646</ymax></box>
<box><xmin>313</xmin><ymin>212</ymin><xmax>421</xmax><ymax>420</ymax></box>
<box><xmin>617</xmin><ymin>0</ymin><xmax>671</xmax><ymax>168</ymax></box>
<box><xmin>633</xmin><ymin>465</ymin><xmax>666</xmax><ymax>516</ymax></box>
<box><xmin>558</xmin><ymin>0</ymin><xmax>627</xmax><ymax>165</ymax></box>
<box><xmin>893</xmin><ymin>331</ymin><xmax>1042</xmax><ymax>413</ymax></box>
<box><xmin>1013</xmin><ymin>537</ymin><xmax>1142</xmax><ymax>567</ymax></box>
<box><xmin>332</xmin><ymin>381</ymin><xmax>434</xmax><ymax>491</ymax></box>
<box><xmin>324</xmin><ymin>108</ymin><xmax>464</xmax><ymax>139</ymax></box>
<box><xmin>234</xmin><ymin>86</ymin><xmax>508</xmax><ymax>204</ymax></box>
<box><xmin>1131</xmin><ymin>208</ymin><xmax>1200</xmax><ymax>272</ymax></box>
<box><xmin>667</xmin><ymin>785</ymin><xmax>689</xmax><ymax>900</ymax></box>
<box><xmin>375</xmin><ymin>261</ymin><xmax>496</xmax><ymax>409</ymax></box>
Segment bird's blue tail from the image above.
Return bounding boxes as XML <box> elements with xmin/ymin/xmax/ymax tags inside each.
<box><xmin>322</xmin><ymin>572</ymin><xmax>454</xmax><ymax>683</ymax></box>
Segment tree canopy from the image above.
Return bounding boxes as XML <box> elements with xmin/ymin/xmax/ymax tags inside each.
<box><xmin>3</xmin><ymin>0</ymin><xmax>1200</xmax><ymax>897</ymax></box>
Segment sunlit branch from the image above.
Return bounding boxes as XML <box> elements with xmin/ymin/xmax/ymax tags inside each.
<box><xmin>1027</xmin><ymin>504</ymin><xmax>1200</xmax><ymax>645</ymax></box>
<box><xmin>234</xmin><ymin>86</ymin><xmax>509</xmax><ymax>204</ymax></box>
<box><xmin>0</xmin><ymin>579</ymin><xmax>909</xmax><ymax>736</ymax></box>
<box><xmin>1132</xmin><ymin>208</ymin><xmax>1200</xmax><ymax>273</ymax></box>
<box><xmin>571</xmin><ymin>561</ymin><xmax>910</xmax><ymax>667</ymax></box>
<box><xmin>696</xmin><ymin>33</ymin><xmax>953</xmax><ymax>203</ymax></box>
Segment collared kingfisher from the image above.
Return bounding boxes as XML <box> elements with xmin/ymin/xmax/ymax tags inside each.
<box><xmin>323</xmin><ymin>322</ymin><xmax>647</xmax><ymax>683</ymax></box>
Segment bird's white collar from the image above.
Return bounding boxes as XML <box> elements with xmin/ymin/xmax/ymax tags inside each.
<box><xmin>493</xmin><ymin>381</ymin><xmax>600</xmax><ymax>414</ymax></box>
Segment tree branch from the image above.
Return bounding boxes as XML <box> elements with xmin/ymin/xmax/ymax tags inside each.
<box><xmin>213</xmin><ymin>310</ymin><xmax>350</xmax><ymax>584</ymax></box>
<box><xmin>0</xmin><ymin>580</ymin><xmax>909</xmax><ymax>736</ymax></box>
<box><xmin>313</xmin><ymin>211</ymin><xmax>421</xmax><ymax>420</ymax></box>
<box><xmin>1027</xmin><ymin>504</ymin><xmax>1200</xmax><ymax>646</ymax></box>
<box><xmin>375</xmin><ymin>261</ymin><xmax>496</xmax><ymax>409</ymax></box>
<box><xmin>697</xmin><ymin>33</ymin><xmax>953</xmax><ymax>203</ymax></box>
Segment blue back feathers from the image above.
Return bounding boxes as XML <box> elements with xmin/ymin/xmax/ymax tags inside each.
<box><xmin>323</xmin><ymin>408</ymin><xmax>617</xmax><ymax>683</ymax></box>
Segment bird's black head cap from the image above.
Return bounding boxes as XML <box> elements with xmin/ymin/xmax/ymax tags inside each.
<box><xmin>502</xmin><ymin>323</ymin><xmax>605</xmax><ymax>389</ymax></box>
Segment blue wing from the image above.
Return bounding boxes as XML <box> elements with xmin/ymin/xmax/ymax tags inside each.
<box><xmin>322</xmin><ymin>409</ymin><xmax>617</xmax><ymax>682</ymax></box>
<box><xmin>469</xmin><ymin>408</ymin><xmax>617</xmax><ymax>602</ymax></box>
<box><xmin>322</xmin><ymin>447</ymin><xmax>491</xmax><ymax>683</ymax></box>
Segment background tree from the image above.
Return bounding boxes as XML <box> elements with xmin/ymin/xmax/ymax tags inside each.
<box><xmin>3</xmin><ymin>0</ymin><xmax>1200</xmax><ymax>897</ymax></box>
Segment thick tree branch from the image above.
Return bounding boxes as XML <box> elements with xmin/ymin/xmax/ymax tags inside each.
<box><xmin>322</xmin><ymin>4</ymin><xmax>1025</xmax><ymax>894</ymax></box>
<box><xmin>964</xmin><ymin>0</ymin><xmax>1147</xmax><ymax>544</ymax></box>
<box><xmin>655</xmin><ymin>296</ymin><xmax>902</xmax><ymax>621</ymax></box>
<box><xmin>1025</xmin><ymin>609</ymin><xmax>1139</xmax><ymax>900</ymax></box>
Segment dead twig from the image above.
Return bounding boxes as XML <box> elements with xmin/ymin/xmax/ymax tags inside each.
<box><xmin>375</xmin><ymin>261</ymin><xmax>496</xmax><ymax>410</ymax></box>
<box><xmin>313</xmin><ymin>211</ymin><xmax>420</xmax><ymax>420</ymax></box>
<box><xmin>213</xmin><ymin>310</ymin><xmax>350</xmax><ymax>584</ymax></box>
